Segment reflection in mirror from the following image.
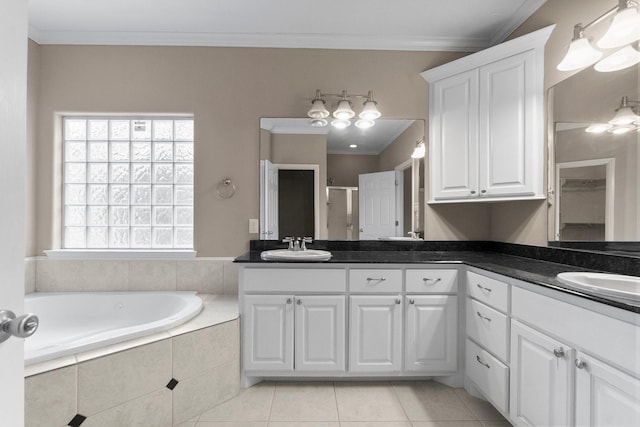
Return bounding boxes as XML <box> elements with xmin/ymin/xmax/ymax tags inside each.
<box><xmin>259</xmin><ymin>118</ymin><xmax>425</xmax><ymax>240</ymax></box>
<box><xmin>551</xmin><ymin>64</ymin><xmax>639</xmax><ymax>245</ymax></box>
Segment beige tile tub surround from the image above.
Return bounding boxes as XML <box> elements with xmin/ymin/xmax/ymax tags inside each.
<box><xmin>24</xmin><ymin>296</ymin><xmax>240</xmax><ymax>427</ymax></box>
<box><xmin>31</xmin><ymin>257</ymin><xmax>238</xmax><ymax>294</ymax></box>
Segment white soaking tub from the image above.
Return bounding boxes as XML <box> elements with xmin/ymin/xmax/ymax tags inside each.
<box><xmin>24</xmin><ymin>291</ymin><xmax>203</xmax><ymax>366</ymax></box>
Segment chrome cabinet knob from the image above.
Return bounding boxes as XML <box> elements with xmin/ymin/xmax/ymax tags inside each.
<box><xmin>409</xmin><ymin>299</ymin><xmax>415</xmax><ymax>304</ymax></box>
<box><xmin>395</xmin><ymin>299</ymin><xmax>401</xmax><ymax>304</ymax></box>
<box><xmin>286</xmin><ymin>298</ymin><xmax>293</xmax><ymax>304</ymax></box>
<box><xmin>553</xmin><ymin>348</ymin><xmax>565</xmax><ymax>358</ymax></box>
<box><xmin>470</xmin><ymin>190</ymin><xmax>476</xmax><ymax>195</ymax></box>
<box><xmin>296</xmin><ymin>299</ymin><xmax>302</xmax><ymax>305</ymax></box>
<box><xmin>575</xmin><ymin>358</ymin><xmax>587</xmax><ymax>369</ymax></box>
<box><xmin>481</xmin><ymin>189</ymin><xmax>487</xmax><ymax>194</ymax></box>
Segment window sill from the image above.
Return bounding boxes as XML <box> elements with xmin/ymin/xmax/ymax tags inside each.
<box><xmin>44</xmin><ymin>249</ymin><xmax>197</xmax><ymax>260</ymax></box>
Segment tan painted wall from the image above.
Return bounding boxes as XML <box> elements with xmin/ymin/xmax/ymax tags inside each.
<box><xmin>27</xmin><ymin>0</ymin><xmax>622</xmax><ymax>256</ymax></box>
<box><xmin>327</xmin><ymin>154</ymin><xmax>378</xmax><ymax>188</ymax></box>
<box><xmin>26</xmin><ymin>40</ymin><xmax>40</xmax><ymax>256</ymax></box>
<box><xmin>29</xmin><ymin>46</ymin><xmax>466</xmax><ymax>256</ymax></box>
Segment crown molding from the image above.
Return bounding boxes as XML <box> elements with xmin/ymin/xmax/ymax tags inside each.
<box><xmin>488</xmin><ymin>0</ymin><xmax>547</xmax><ymax>46</ymax></box>
<box><xmin>28</xmin><ymin>28</ymin><xmax>493</xmax><ymax>52</ymax></box>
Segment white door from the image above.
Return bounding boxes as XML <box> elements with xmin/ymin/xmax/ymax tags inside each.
<box><xmin>575</xmin><ymin>351</ymin><xmax>640</xmax><ymax>426</ymax></box>
<box><xmin>349</xmin><ymin>295</ymin><xmax>402</xmax><ymax>372</ymax></box>
<box><xmin>242</xmin><ymin>295</ymin><xmax>294</xmax><ymax>372</ymax></box>
<box><xmin>478</xmin><ymin>50</ymin><xmax>537</xmax><ymax>197</ymax></box>
<box><xmin>429</xmin><ymin>69</ymin><xmax>479</xmax><ymax>200</ymax></box>
<box><xmin>510</xmin><ymin>320</ymin><xmax>573</xmax><ymax>427</ymax></box>
<box><xmin>405</xmin><ymin>295</ymin><xmax>457</xmax><ymax>372</ymax></box>
<box><xmin>294</xmin><ymin>295</ymin><xmax>345</xmax><ymax>372</ymax></box>
<box><xmin>359</xmin><ymin>171</ymin><xmax>401</xmax><ymax>239</ymax></box>
<box><xmin>0</xmin><ymin>2</ymin><xmax>28</xmax><ymax>426</ymax></box>
<box><xmin>260</xmin><ymin>160</ymin><xmax>279</xmax><ymax>240</ymax></box>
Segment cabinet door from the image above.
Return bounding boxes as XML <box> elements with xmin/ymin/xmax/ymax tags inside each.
<box><xmin>478</xmin><ymin>50</ymin><xmax>540</xmax><ymax>197</ymax></box>
<box><xmin>510</xmin><ymin>320</ymin><xmax>573</xmax><ymax>427</ymax></box>
<box><xmin>349</xmin><ymin>295</ymin><xmax>402</xmax><ymax>372</ymax></box>
<box><xmin>575</xmin><ymin>352</ymin><xmax>640</xmax><ymax>426</ymax></box>
<box><xmin>405</xmin><ymin>295</ymin><xmax>457</xmax><ymax>372</ymax></box>
<box><xmin>294</xmin><ymin>295</ymin><xmax>346</xmax><ymax>372</ymax></box>
<box><xmin>243</xmin><ymin>294</ymin><xmax>294</xmax><ymax>372</ymax></box>
<box><xmin>429</xmin><ymin>69</ymin><xmax>479</xmax><ymax>200</ymax></box>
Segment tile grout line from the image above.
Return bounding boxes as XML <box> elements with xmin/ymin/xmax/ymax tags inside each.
<box><xmin>389</xmin><ymin>380</ymin><xmax>413</xmax><ymax>425</ymax></box>
<box><xmin>266</xmin><ymin>381</ymin><xmax>276</xmax><ymax>423</ymax></box>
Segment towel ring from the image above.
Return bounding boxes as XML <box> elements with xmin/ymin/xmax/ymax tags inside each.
<box><xmin>217</xmin><ymin>178</ymin><xmax>236</xmax><ymax>199</ymax></box>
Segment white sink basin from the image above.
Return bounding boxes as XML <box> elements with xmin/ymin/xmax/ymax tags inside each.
<box><xmin>260</xmin><ymin>249</ymin><xmax>332</xmax><ymax>262</ymax></box>
<box><xmin>556</xmin><ymin>272</ymin><xmax>640</xmax><ymax>302</ymax></box>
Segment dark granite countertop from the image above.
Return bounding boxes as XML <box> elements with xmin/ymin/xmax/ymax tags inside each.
<box><xmin>235</xmin><ymin>241</ymin><xmax>640</xmax><ymax>314</ymax></box>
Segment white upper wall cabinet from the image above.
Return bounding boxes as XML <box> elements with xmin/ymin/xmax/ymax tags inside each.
<box><xmin>421</xmin><ymin>26</ymin><xmax>554</xmax><ymax>203</ymax></box>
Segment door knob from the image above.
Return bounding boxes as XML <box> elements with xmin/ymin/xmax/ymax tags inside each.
<box><xmin>0</xmin><ymin>310</ymin><xmax>39</xmax><ymax>344</ymax></box>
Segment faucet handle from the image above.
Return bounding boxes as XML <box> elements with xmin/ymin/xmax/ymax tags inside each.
<box><xmin>282</xmin><ymin>237</ymin><xmax>294</xmax><ymax>250</ymax></box>
<box><xmin>301</xmin><ymin>237</ymin><xmax>313</xmax><ymax>251</ymax></box>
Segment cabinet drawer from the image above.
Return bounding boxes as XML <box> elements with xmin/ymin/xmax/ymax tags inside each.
<box><xmin>466</xmin><ymin>299</ymin><xmax>509</xmax><ymax>362</ymax></box>
<box><xmin>406</xmin><ymin>269</ymin><xmax>458</xmax><ymax>293</ymax></box>
<box><xmin>349</xmin><ymin>269</ymin><xmax>402</xmax><ymax>293</ymax></box>
<box><xmin>243</xmin><ymin>268</ymin><xmax>346</xmax><ymax>292</ymax></box>
<box><xmin>466</xmin><ymin>338</ymin><xmax>509</xmax><ymax>414</ymax></box>
<box><xmin>466</xmin><ymin>271</ymin><xmax>509</xmax><ymax>312</ymax></box>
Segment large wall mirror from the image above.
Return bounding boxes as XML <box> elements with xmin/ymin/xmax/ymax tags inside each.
<box><xmin>550</xmin><ymin>63</ymin><xmax>639</xmax><ymax>250</ymax></box>
<box><xmin>260</xmin><ymin>118</ymin><xmax>425</xmax><ymax>240</ymax></box>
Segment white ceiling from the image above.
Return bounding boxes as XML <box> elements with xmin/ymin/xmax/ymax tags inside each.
<box><xmin>261</xmin><ymin>118</ymin><xmax>417</xmax><ymax>155</ymax></box>
<box><xmin>28</xmin><ymin>0</ymin><xmax>546</xmax><ymax>51</ymax></box>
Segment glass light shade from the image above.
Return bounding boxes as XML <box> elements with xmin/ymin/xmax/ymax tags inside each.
<box><xmin>310</xmin><ymin>118</ymin><xmax>328</xmax><ymax>127</ymax></box>
<box><xmin>411</xmin><ymin>142</ymin><xmax>426</xmax><ymax>159</ymax></box>
<box><xmin>333</xmin><ymin>100</ymin><xmax>355</xmax><ymax>119</ymax></box>
<box><xmin>609</xmin><ymin>106</ymin><xmax>640</xmax><ymax>125</ymax></box>
<box><xmin>609</xmin><ymin>125</ymin><xmax>635</xmax><ymax>134</ymax></box>
<box><xmin>307</xmin><ymin>99</ymin><xmax>330</xmax><ymax>119</ymax></box>
<box><xmin>597</xmin><ymin>6</ymin><xmax>640</xmax><ymax>49</ymax></box>
<box><xmin>594</xmin><ymin>45</ymin><xmax>640</xmax><ymax>72</ymax></box>
<box><xmin>331</xmin><ymin>119</ymin><xmax>351</xmax><ymax>129</ymax></box>
<box><xmin>355</xmin><ymin>119</ymin><xmax>375</xmax><ymax>129</ymax></box>
<box><xmin>557</xmin><ymin>37</ymin><xmax>602</xmax><ymax>71</ymax></box>
<box><xmin>585</xmin><ymin>123</ymin><xmax>612</xmax><ymax>133</ymax></box>
<box><xmin>359</xmin><ymin>101</ymin><xmax>381</xmax><ymax>120</ymax></box>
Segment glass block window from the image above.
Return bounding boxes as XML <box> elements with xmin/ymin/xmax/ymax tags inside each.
<box><xmin>63</xmin><ymin>117</ymin><xmax>194</xmax><ymax>249</ymax></box>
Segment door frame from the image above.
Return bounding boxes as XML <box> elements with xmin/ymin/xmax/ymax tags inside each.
<box><xmin>555</xmin><ymin>158</ymin><xmax>615</xmax><ymax>240</ymax></box>
<box><xmin>275</xmin><ymin>164</ymin><xmax>320</xmax><ymax>239</ymax></box>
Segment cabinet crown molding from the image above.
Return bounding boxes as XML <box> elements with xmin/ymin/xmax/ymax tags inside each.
<box><xmin>420</xmin><ymin>25</ymin><xmax>555</xmax><ymax>83</ymax></box>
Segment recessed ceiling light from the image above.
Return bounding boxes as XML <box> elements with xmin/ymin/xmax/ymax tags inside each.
<box><xmin>349</xmin><ymin>144</ymin><xmax>357</xmax><ymax>148</ymax></box>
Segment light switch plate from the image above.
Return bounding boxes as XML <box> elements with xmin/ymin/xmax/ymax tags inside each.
<box><xmin>249</xmin><ymin>218</ymin><xmax>259</xmax><ymax>234</ymax></box>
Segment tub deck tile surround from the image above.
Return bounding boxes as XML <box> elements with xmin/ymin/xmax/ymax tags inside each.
<box><xmin>24</xmin><ymin>294</ymin><xmax>239</xmax><ymax>427</ymax></box>
<box><xmin>31</xmin><ymin>257</ymin><xmax>239</xmax><ymax>294</ymax></box>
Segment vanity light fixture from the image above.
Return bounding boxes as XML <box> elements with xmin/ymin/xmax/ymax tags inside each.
<box><xmin>585</xmin><ymin>96</ymin><xmax>640</xmax><ymax>134</ymax></box>
<box><xmin>307</xmin><ymin>89</ymin><xmax>381</xmax><ymax>128</ymax></box>
<box><xmin>411</xmin><ymin>139</ymin><xmax>426</xmax><ymax>159</ymax></box>
<box><xmin>557</xmin><ymin>0</ymin><xmax>640</xmax><ymax>72</ymax></box>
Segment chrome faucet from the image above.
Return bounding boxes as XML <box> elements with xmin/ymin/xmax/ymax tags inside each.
<box><xmin>301</xmin><ymin>237</ymin><xmax>312</xmax><ymax>250</ymax></box>
<box><xmin>282</xmin><ymin>237</ymin><xmax>295</xmax><ymax>251</ymax></box>
<box><xmin>282</xmin><ymin>236</ymin><xmax>313</xmax><ymax>251</ymax></box>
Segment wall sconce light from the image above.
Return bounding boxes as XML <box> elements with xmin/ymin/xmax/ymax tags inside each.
<box><xmin>411</xmin><ymin>139</ymin><xmax>426</xmax><ymax>159</ymax></box>
<box><xmin>307</xmin><ymin>89</ymin><xmax>381</xmax><ymax>129</ymax></box>
<box><xmin>557</xmin><ymin>0</ymin><xmax>640</xmax><ymax>72</ymax></box>
<box><xmin>585</xmin><ymin>96</ymin><xmax>640</xmax><ymax>134</ymax></box>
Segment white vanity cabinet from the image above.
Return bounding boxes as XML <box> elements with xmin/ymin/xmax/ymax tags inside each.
<box><xmin>464</xmin><ymin>270</ymin><xmax>511</xmax><ymax>413</ymax></box>
<box><xmin>421</xmin><ymin>26</ymin><xmax>552</xmax><ymax>203</ymax></box>
<box><xmin>509</xmin><ymin>320</ymin><xmax>573</xmax><ymax>427</ymax></box>
<box><xmin>242</xmin><ymin>268</ymin><xmax>347</xmax><ymax>374</ymax></box>
<box><xmin>510</xmin><ymin>285</ymin><xmax>640</xmax><ymax>427</ymax></box>
<box><xmin>349</xmin><ymin>294</ymin><xmax>403</xmax><ymax>372</ymax></box>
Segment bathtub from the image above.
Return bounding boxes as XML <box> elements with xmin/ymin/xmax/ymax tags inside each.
<box><xmin>24</xmin><ymin>291</ymin><xmax>203</xmax><ymax>366</ymax></box>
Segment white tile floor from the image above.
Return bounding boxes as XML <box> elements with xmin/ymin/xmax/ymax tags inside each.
<box><xmin>176</xmin><ymin>381</ymin><xmax>512</xmax><ymax>427</ymax></box>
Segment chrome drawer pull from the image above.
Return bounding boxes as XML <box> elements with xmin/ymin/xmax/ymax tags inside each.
<box><xmin>476</xmin><ymin>355</ymin><xmax>490</xmax><ymax>369</ymax></box>
<box><xmin>476</xmin><ymin>284</ymin><xmax>492</xmax><ymax>292</ymax></box>
<box><xmin>366</xmin><ymin>277</ymin><xmax>386</xmax><ymax>282</ymax></box>
<box><xmin>422</xmin><ymin>277</ymin><xmax>442</xmax><ymax>284</ymax></box>
<box><xmin>476</xmin><ymin>311</ymin><xmax>492</xmax><ymax>322</ymax></box>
